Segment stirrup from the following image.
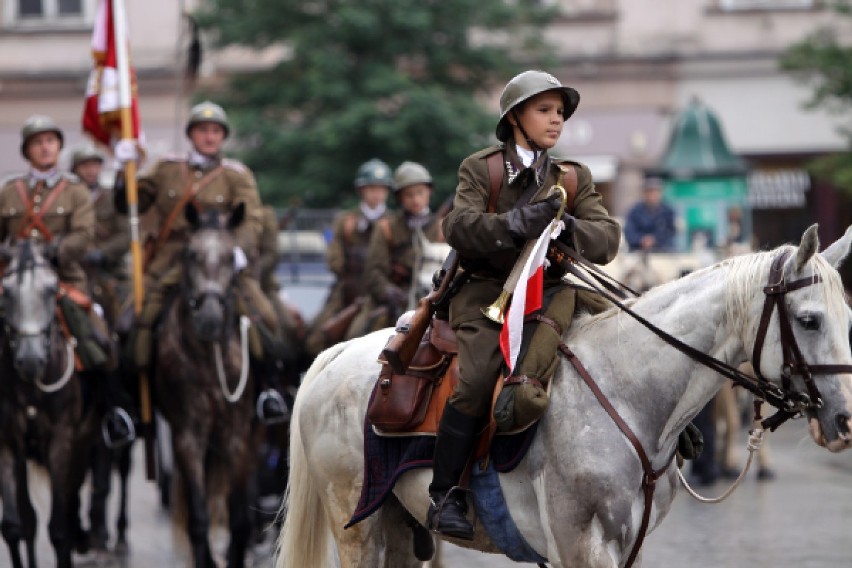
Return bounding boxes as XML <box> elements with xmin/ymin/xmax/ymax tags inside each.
<box><xmin>427</xmin><ymin>487</ymin><xmax>474</xmax><ymax>540</ymax></box>
<box><xmin>101</xmin><ymin>407</ymin><xmax>136</xmax><ymax>450</ymax></box>
<box><xmin>256</xmin><ymin>389</ymin><xmax>290</xmax><ymax>425</ymax></box>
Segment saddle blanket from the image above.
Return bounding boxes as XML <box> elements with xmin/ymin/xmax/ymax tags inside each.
<box><xmin>346</xmin><ymin>411</ymin><xmax>546</xmax><ymax>563</ymax></box>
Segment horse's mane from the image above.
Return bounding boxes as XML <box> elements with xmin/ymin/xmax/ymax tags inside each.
<box><xmin>14</xmin><ymin>240</ymin><xmax>37</xmax><ymax>286</ymax></box>
<box><xmin>572</xmin><ymin>244</ymin><xmax>847</xmax><ymax>337</ymax></box>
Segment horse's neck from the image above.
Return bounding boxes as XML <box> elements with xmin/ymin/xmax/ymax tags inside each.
<box><xmin>564</xmin><ymin>265</ymin><xmax>742</xmax><ymax>456</ymax></box>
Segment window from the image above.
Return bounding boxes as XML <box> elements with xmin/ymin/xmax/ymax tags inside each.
<box><xmin>718</xmin><ymin>0</ymin><xmax>814</xmax><ymax>10</ymax></box>
<box><xmin>6</xmin><ymin>0</ymin><xmax>94</xmax><ymax>28</ymax></box>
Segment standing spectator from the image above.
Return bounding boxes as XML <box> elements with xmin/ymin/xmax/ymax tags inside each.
<box><xmin>624</xmin><ymin>177</ymin><xmax>676</xmax><ymax>252</ymax></box>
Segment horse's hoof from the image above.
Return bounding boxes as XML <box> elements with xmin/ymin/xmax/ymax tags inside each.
<box><xmin>757</xmin><ymin>467</ymin><xmax>776</xmax><ymax>481</ymax></box>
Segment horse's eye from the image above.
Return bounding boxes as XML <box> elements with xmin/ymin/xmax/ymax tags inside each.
<box><xmin>797</xmin><ymin>314</ymin><xmax>821</xmax><ymax>331</ymax></box>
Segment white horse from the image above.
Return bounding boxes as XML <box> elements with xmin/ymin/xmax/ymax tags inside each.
<box><xmin>276</xmin><ymin>225</ymin><xmax>852</xmax><ymax>568</ymax></box>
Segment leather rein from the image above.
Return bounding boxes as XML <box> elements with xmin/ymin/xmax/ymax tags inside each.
<box><xmin>549</xmin><ymin>247</ymin><xmax>852</xmax><ymax>568</ymax></box>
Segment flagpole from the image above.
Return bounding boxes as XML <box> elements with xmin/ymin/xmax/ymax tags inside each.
<box><xmin>113</xmin><ymin>0</ymin><xmax>156</xmax><ymax>481</ymax></box>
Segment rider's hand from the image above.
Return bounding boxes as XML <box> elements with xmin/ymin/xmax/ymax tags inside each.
<box><xmin>84</xmin><ymin>249</ymin><xmax>106</xmax><ymax>267</ymax></box>
<box><xmin>504</xmin><ymin>195</ymin><xmax>562</xmax><ymax>241</ymax></box>
<box><xmin>113</xmin><ymin>138</ymin><xmax>140</xmax><ymax>164</ymax></box>
<box><xmin>233</xmin><ymin>246</ymin><xmax>248</xmax><ymax>272</ymax></box>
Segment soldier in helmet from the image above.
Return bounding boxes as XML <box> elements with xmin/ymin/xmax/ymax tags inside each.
<box><xmin>304</xmin><ymin>159</ymin><xmax>392</xmax><ymax>357</ymax></box>
<box><xmin>114</xmin><ymin>100</ymin><xmax>288</xmax><ymax>424</ymax></box>
<box><xmin>0</xmin><ymin>116</ymin><xmax>134</xmax><ymax>447</ymax></box>
<box><xmin>427</xmin><ymin>71</ymin><xmax>621</xmax><ymax>539</ymax></box>
<box><xmin>345</xmin><ymin>161</ymin><xmax>443</xmax><ymax>339</ymax></box>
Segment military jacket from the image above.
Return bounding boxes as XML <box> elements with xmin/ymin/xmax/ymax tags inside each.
<box><xmin>326</xmin><ymin>207</ymin><xmax>383</xmax><ymax>277</ymax></box>
<box><xmin>257</xmin><ymin>205</ymin><xmax>280</xmax><ymax>290</ymax></box>
<box><xmin>136</xmin><ymin>156</ymin><xmax>263</xmax><ymax>255</ymax></box>
<box><xmin>92</xmin><ymin>185</ymin><xmax>130</xmax><ymax>268</ymax></box>
<box><xmin>0</xmin><ymin>172</ymin><xmax>94</xmax><ymax>267</ymax></box>
<box><xmin>364</xmin><ymin>210</ymin><xmax>442</xmax><ymax>305</ymax></box>
<box><xmin>443</xmin><ymin>145</ymin><xmax>620</xmax><ymax>266</ymax></box>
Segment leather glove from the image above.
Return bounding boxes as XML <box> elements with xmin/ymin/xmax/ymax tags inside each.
<box><xmin>505</xmin><ymin>195</ymin><xmax>562</xmax><ymax>240</ymax></box>
<box><xmin>84</xmin><ymin>249</ymin><xmax>106</xmax><ymax>267</ymax></box>
<box><xmin>383</xmin><ymin>285</ymin><xmax>408</xmax><ymax>308</ymax></box>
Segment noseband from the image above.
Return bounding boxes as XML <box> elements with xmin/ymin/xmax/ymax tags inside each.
<box><xmin>751</xmin><ymin>249</ymin><xmax>852</xmax><ymax>414</ymax></box>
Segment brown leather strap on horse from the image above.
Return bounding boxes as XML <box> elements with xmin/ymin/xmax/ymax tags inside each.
<box><xmin>144</xmin><ymin>164</ymin><xmax>224</xmax><ymax>269</ymax></box>
<box><xmin>558</xmin><ymin>342</ymin><xmax>673</xmax><ymax>568</ymax></box>
<box><xmin>14</xmin><ymin>179</ymin><xmax>68</xmax><ymax>242</ymax></box>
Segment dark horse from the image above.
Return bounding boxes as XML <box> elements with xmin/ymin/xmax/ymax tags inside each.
<box><xmin>154</xmin><ymin>202</ymin><xmax>259</xmax><ymax>567</ymax></box>
<box><xmin>0</xmin><ymin>240</ymin><xmax>99</xmax><ymax>568</ymax></box>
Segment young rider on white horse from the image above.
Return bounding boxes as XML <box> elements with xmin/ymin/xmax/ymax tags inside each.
<box><xmin>431</xmin><ymin>70</ymin><xmax>621</xmax><ymax>539</ymax></box>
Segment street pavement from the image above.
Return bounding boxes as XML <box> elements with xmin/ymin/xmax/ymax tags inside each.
<box><xmin>6</xmin><ymin>417</ymin><xmax>852</xmax><ymax>567</ymax></box>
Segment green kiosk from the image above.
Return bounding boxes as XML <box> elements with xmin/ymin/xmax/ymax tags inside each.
<box><xmin>651</xmin><ymin>98</ymin><xmax>750</xmax><ymax>252</ymax></box>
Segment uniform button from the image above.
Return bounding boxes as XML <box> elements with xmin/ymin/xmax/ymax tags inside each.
<box><xmin>34</xmin><ymin>195</ymin><xmax>42</xmax><ymax>203</ymax></box>
<box><xmin>9</xmin><ymin>208</ymin><xmax>15</xmax><ymax>215</ymax></box>
<box><xmin>216</xmin><ymin>195</ymin><xmax>224</xmax><ymax>203</ymax></box>
<box><xmin>496</xmin><ymin>239</ymin><xmax>503</xmax><ymax>247</ymax></box>
<box><xmin>168</xmin><ymin>190</ymin><xmax>175</xmax><ymax>198</ymax></box>
<box><xmin>57</xmin><ymin>207</ymin><xmax>64</xmax><ymax>214</ymax></box>
<box><xmin>33</xmin><ymin>206</ymin><xmax>40</xmax><ymax>213</ymax></box>
<box><xmin>30</xmin><ymin>229</ymin><xmax>38</xmax><ymax>237</ymax></box>
<box><xmin>195</xmin><ymin>170</ymin><xmax>203</xmax><ymax>179</ymax></box>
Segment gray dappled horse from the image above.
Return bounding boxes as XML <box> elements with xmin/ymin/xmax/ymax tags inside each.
<box><xmin>0</xmin><ymin>240</ymin><xmax>98</xmax><ymax>568</ymax></box>
<box><xmin>277</xmin><ymin>224</ymin><xmax>852</xmax><ymax>568</ymax></box>
<box><xmin>154</xmin><ymin>203</ymin><xmax>258</xmax><ymax>567</ymax></box>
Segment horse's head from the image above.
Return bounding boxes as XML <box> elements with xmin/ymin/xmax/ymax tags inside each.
<box><xmin>182</xmin><ymin>202</ymin><xmax>245</xmax><ymax>342</ymax></box>
<box><xmin>733</xmin><ymin>224</ymin><xmax>852</xmax><ymax>452</ymax></box>
<box><xmin>1</xmin><ymin>240</ymin><xmax>59</xmax><ymax>382</ymax></box>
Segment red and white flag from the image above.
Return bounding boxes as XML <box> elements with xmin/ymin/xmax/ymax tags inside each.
<box><xmin>82</xmin><ymin>0</ymin><xmax>141</xmax><ymax>145</ymax></box>
<box><xmin>499</xmin><ymin>221</ymin><xmax>564</xmax><ymax>373</ymax></box>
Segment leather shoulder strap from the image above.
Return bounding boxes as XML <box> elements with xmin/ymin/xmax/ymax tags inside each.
<box><xmin>485</xmin><ymin>152</ymin><xmax>503</xmax><ymax>214</ymax></box>
<box><xmin>557</xmin><ymin>162</ymin><xmax>578</xmax><ymax>215</ymax></box>
<box><xmin>377</xmin><ymin>217</ymin><xmax>392</xmax><ymax>244</ymax></box>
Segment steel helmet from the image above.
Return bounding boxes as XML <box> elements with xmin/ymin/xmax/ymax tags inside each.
<box><xmin>393</xmin><ymin>161</ymin><xmax>432</xmax><ymax>193</ymax></box>
<box><xmin>495</xmin><ymin>70</ymin><xmax>580</xmax><ymax>142</ymax></box>
<box><xmin>354</xmin><ymin>159</ymin><xmax>394</xmax><ymax>190</ymax></box>
<box><xmin>186</xmin><ymin>101</ymin><xmax>230</xmax><ymax>138</ymax></box>
<box><xmin>70</xmin><ymin>144</ymin><xmax>104</xmax><ymax>170</ymax></box>
<box><xmin>20</xmin><ymin>115</ymin><xmax>64</xmax><ymax>159</ymax></box>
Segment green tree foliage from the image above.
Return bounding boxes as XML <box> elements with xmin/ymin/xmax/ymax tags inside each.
<box><xmin>195</xmin><ymin>0</ymin><xmax>553</xmax><ymax>207</ymax></box>
<box><xmin>782</xmin><ymin>1</ymin><xmax>852</xmax><ymax>194</ymax></box>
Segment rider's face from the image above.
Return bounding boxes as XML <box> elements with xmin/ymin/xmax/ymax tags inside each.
<box><xmin>360</xmin><ymin>184</ymin><xmax>389</xmax><ymax>209</ymax></box>
<box><xmin>74</xmin><ymin>159</ymin><xmax>102</xmax><ymax>187</ymax></box>
<box><xmin>509</xmin><ymin>91</ymin><xmax>565</xmax><ymax>151</ymax></box>
<box><xmin>398</xmin><ymin>183</ymin><xmax>431</xmax><ymax>215</ymax></box>
<box><xmin>25</xmin><ymin>132</ymin><xmax>62</xmax><ymax>171</ymax></box>
<box><xmin>189</xmin><ymin>122</ymin><xmax>226</xmax><ymax>156</ymax></box>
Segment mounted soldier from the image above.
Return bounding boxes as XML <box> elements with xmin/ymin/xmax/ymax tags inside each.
<box><xmin>344</xmin><ymin>160</ymin><xmax>443</xmax><ymax>340</ymax></box>
<box><xmin>428</xmin><ymin>70</ymin><xmax>622</xmax><ymax>539</ymax></box>
<box><xmin>305</xmin><ymin>158</ymin><xmax>392</xmax><ymax>356</ymax></box>
<box><xmin>115</xmin><ymin>101</ymin><xmax>287</xmax><ymax>424</ymax></box>
<box><xmin>0</xmin><ymin>115</ymin><xmax>134</xmax><ymax>448</ymax></box>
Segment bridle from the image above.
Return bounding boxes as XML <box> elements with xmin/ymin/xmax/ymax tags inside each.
<box><xmin>750</xmin><ymin>249</ymin><xmax>852</xmax><ymax>418</ymax></box>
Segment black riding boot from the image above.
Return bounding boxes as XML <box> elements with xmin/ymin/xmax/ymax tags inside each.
<box><xmin>427</xmin><ymin>402</ymin><xmax>479</xmax><ymax>540</ymax></box>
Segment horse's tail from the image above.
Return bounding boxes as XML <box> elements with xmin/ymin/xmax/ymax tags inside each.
<box><xmin>275</xmin><ymin>341</ymin><xmax>349</xmax><ymax>568</ymax></box>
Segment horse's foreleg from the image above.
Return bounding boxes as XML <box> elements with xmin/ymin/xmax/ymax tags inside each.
<box><xmin>379</xmin><ymin>496</ymin><xmax>429</xmax><ymax>568</ymax></box>
<box><xmin>172</xmin><ymin>429</ymin><xmax>216</xmax><ymax>568</ymax></box>
<box><xmin>225</xmin><ymin>479</ymin><xmax>252</xmax><ymax>568</ymax></box>
<box><xmin>0</xmin><ymin>447</ymin><xmax>26</xmax><ymax>568</ymax></box>
<box><xmin>115</xmin><ymin>443</ymin><xmax>132</xmax><ymax>554</ymax></box>
<box><xmin>87</xmin><ymin>441</ymin><xmax>113</xmax><ymax>551</ymax></box>
<box><xmin>47</xmin><ymin>447</ymin><xmax>75</xmax><ymax>568</ymax></box>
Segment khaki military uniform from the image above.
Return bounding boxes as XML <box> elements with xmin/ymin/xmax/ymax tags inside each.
<box><xmin>89</xmin><ymin>184</ymin><xmax>131</xmax><ymax>327</ymax></box>
<box><xmin>305</xmin><ymin>207</ymin><xmax>384</xmax><ymax>356</ymax></box>
<box><xmin>345</xmin><ymin>210</ymin><xmax>442</xmax><ymax>340</ymax></box>
<box><xmin>442</xmin><ymin>145</ymin><xmax>621</xmax><ymax>418</ymax></box>
<box><xmin>0</xmin><ymin>172</ymin><xmax>94</xmax><ymax>288</ymax></box>
<box><xmin>126</xmin><ymin>156</ymin><xmax>277</xmax><ymax>367</ymax></box>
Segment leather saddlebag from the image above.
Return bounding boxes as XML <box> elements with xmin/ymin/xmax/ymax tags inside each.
<box><xmin>367</xmin><ymin>331</ymin><xmax>453</xmax><ymax>432</ymax></box>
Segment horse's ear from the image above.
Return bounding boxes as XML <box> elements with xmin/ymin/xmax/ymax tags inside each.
<box><xmin>228</xmin><ymin>202</ymin><xmax>245</xmax><ymax>230</ymax></box>
<box><xmin>791</xmin><ymin>224</ymin><xmax>820</xmax><ymax>275</ymax></box>
<box><xmin>185</xmin><ymin>202</ymin><xmax>201</xmax><ymax>230</ymax></box>
<box><xmin>820</xmin><ymin>225</ymin><xmax>852</xmax><ymax>269</ymax></box>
